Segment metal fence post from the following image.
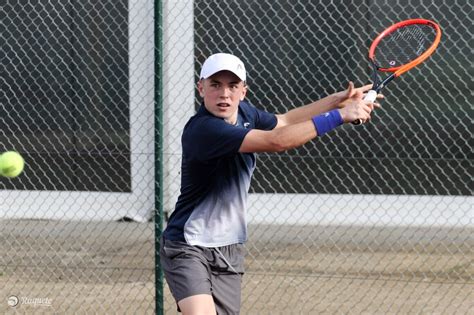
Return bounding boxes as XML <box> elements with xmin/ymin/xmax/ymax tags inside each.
<box><xmin>154</xmin><ymin>0</ymin><xmax>164</xmax><ymax>314</ymax></box>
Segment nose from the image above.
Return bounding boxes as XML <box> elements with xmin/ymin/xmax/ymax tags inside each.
<box><xmin>219</xmin><ymin>86</ymin><xmax>232</xmax><ymax>98</ymax></box>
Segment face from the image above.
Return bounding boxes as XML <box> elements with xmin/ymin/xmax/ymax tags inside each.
<box><xmin>198</xmin><ymin>70</ymin><xmax>247</xmax><ymax>124</ymax></box>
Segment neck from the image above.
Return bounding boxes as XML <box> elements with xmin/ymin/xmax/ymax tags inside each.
<box><xmin>225</xmin><ymin>118</ymin><xmax>237</xmax><ymax>125</ymax></box>
<box><xmin>224</xmin><ymin>111</ymin><xmax>238</xmax><ymax>125</ymax></box>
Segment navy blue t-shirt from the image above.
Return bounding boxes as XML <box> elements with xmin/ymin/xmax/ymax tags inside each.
<box><xmin>163</xmin><ymin>100</ymin><xmax>277</xmax><ymax>247</ymax></box>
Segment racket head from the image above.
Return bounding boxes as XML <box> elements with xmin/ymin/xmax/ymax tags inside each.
<box><xmin>368</xmin><ymin>19</ymin><xmax>441</xmax><ymax>77</ymax></box>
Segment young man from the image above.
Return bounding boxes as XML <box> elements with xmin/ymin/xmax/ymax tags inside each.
<box><xmin>160</xmin><ymin>53</ymin><xmax>380</xmax><ymax>314</ymax></box>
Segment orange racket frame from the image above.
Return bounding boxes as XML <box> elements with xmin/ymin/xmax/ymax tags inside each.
<box><xmin>352</xmin><ymin>19</ymin><xmax>441</xmax><ymax>125</ymax></box>
<box><xmin>369</xmin><ymin>18</ymin><xmax>442</xmax><ymax>77</ymax></box>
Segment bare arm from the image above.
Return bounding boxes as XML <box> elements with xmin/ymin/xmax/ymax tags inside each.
<box><xmin>240</xmin><ymin>120</ymin><xmax>316</xmax><ymax>153</ymax></box>
<box><xmin>240</xmin><ymin>103</ymin><xmax>371</xmax><ymax>153</ymax></box>
<box><xmin>275</xmin><ymin>82</ymin><xmax>373</xmax><ymax>128</ymax></box>
<box><xmin>240</xmin><ymin>83</ymin><xmax>381</xmax><ymax>153</ymax></box>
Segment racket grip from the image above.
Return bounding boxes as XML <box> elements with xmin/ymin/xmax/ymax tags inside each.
<box><xmin>352</xmin><ymin>90</ymin><xmax>377</xmax><ymax>125</ymax></box>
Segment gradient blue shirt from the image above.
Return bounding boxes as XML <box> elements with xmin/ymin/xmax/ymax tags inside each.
<box><xmin>163</xmin><ymin>100</ymin><xmax>277</xmax><ymax>247</ymax></box>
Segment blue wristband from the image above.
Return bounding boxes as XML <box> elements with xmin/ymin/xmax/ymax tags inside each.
<box><xmin>311</xmin><ymin>109</ymin><xmax>343</xmax><ymax>136</ymax></box>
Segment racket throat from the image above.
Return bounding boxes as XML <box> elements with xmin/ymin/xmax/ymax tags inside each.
<box><xmin>374</xmin><ymin>72</ymin><xmax>396</xmax><ymax>93</ymax></box>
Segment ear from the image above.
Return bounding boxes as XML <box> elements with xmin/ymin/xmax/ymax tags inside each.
<box><xmin>197</xmin><ymin>80</ymin><xmax>205</xmax><ymax>98</ymax></box>
<box><xmin>240</xmin><ymin>84</ymin><xmax>247</xmax><ymax>101</ymax></box>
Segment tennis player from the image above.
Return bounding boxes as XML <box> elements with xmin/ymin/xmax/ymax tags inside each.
<box><xmin>160</xmin><ymin>53</ymin><xmax>380</xmax><ymax>315</ymax></box>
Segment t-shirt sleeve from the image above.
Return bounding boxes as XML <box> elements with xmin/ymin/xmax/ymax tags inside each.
<box><xmin>241</xmin><ymin>100</ymin><xmax>277</xmax><ymax>131</ymax></box>
<box><xmin>253</xmin><ymin>106</ymin><xmax>278</xmax><ymax>130</ymax></box>
<box><xmin>183</xmin><ymin>117</ymin><xmax>251</xmax><ymax>161</ymax></box>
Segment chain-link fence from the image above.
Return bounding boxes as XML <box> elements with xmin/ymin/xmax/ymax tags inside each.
<box><xmin>1</xmin><ymin>0</ymin><xmax>472</xmax><ymax>314</ymax></box>
<box><xmin>162</xmin><ymin>0</ymin><xmax>472</xmax><ymax>313</ymax></box>
<box><xmin>1</xmin><ymin>0</ymin><xmax>155</xmax><ymax>313</ymax></box>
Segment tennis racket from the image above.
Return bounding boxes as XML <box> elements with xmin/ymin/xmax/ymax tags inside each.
<box><xmin>353</xmin><ymin>18</ymin><xmax>442</xmax><ymax>125</ymax></box>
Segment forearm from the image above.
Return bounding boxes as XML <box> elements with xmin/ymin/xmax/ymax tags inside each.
<box><xmin>277</xmin><ymin>93</ymin><xmax>342</xmax><ymax>126</ymax></box>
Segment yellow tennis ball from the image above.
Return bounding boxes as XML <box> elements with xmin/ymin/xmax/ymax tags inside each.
<box><xmin>0</xmin><ymin>151</ymin><xmax>25</xmax><ymax>178</ymax></box>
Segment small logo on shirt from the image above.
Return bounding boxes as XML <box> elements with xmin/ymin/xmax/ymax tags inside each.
<box><xmin>243</xmin><ymin>122</ymin><xmax>250</xmax><ymax>128</ymax></box>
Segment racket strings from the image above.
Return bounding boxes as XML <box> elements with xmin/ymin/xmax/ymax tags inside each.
<box><xmin>374</xmin><ymin>24</ymin><xmax>437</xmax><ymax>68</ymax></box>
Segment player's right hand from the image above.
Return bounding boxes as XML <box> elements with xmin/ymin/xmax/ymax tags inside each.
<box><xmin>338</xmin><ymin>98</ymin><xmax>380</xmax><ymax>124</ymax></box>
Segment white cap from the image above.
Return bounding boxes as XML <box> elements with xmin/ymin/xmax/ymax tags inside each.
<box><xmin>200</xmin><ymin>53</ymin><xmax>246</xmax><ymax>82</ymax></box>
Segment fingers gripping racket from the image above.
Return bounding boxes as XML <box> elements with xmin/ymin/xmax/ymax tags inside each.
<box><xmin>353</xmin><ymin>18</ymin><xmax>442</xmax><ymax>125</ymax></box>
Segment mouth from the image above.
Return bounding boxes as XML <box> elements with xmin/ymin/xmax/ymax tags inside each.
<box><xmin>217</xmin><ymin>103</ymin><xmax>231</xmax><ymax>108</ymax></box>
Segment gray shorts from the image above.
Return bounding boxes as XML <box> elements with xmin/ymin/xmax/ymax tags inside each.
<box><xmin>160</xmin><ymin>237</ymin><xmax>245</xmax><ymax>314</ymax></box>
